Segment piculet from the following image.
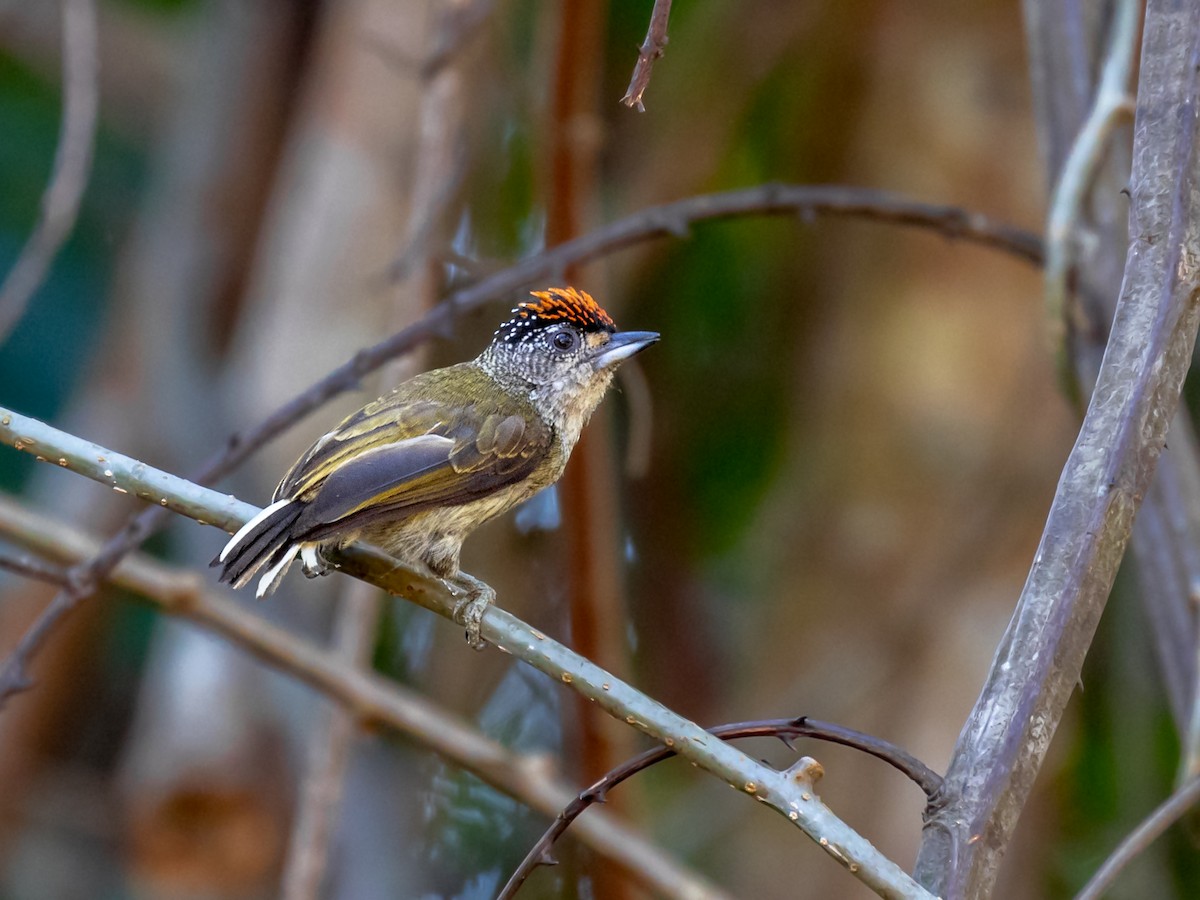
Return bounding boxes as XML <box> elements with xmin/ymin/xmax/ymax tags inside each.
<box><xmin>212</xmin><ymin>287</ymin><xmax>658</xmax><ymax>646</ymax></box>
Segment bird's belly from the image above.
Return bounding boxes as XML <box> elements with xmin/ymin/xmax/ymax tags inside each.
<box><xmin>355</xmin><ymin>483</ymin><xmax>535</xmax><ymax>578</ymax></box>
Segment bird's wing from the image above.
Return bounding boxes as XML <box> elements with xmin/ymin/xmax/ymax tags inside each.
<box><xmin>277</xmin><ymin>392</ymin><xmax>553</xmax><ymax>535</ymax></box>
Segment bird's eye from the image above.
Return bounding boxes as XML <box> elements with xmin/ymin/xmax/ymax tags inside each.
<box><xmin>551</xmin><ymin>329</ymin><xmax>578</xmax><ymax>351</ymax></box>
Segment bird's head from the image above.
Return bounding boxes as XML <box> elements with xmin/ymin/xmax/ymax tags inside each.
<box><xmin>478</xmin><ymin>287</ymin><xmax>658</xmax><ymax>439</ymax></box>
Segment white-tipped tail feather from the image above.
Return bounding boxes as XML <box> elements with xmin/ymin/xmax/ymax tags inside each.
<box><xmin>256</xmin><ymin>544</ymin><xmax>300</xmax><ymax>599</ymax></box>
<box><xmin>219</xmin><ymin>498</ymin><xmax>293</xmax><ymax>563</ymax></box>
<box><xmin>212</xmin><ymin>497</ymin><xmax>307</xmax><ymax>596</ymax></box>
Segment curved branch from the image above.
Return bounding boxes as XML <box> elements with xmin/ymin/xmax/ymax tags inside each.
<box><xmin>500</xmin><ymin>716</ymin><xmax>942</xmax><ymax>898</ymax></box>
<box><xmin>0</xmin><ymin>0</ymin><xmax>99</xmax><ymax>344</ymax></box>
<box><xmin>0</xmin><ymin>408</ymin><xmax>934</xmax><ymax>899</ymax></box>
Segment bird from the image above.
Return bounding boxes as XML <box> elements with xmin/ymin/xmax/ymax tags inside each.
<box><xmin>212</xmin><ymin>287</ymin><xmax>658</xmax><ymax>646</ymax></box>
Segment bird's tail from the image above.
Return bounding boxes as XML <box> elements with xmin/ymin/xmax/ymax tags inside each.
<box><xmin>212</xmin><ymin>499</ymin><xmax>305</xmax><ymax>598</ymax></box>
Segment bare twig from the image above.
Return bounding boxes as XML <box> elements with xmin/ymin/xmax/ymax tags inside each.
<box><xmin>1043</xmin><ymin>0</ymin><xmax>1139</xmax><ymax>388</ymax></box>
<box><xmin>500</xmin><ymin>716</ymin><xmax>942</xmax><ymax>898</ymax></box>
<box><xmin>0</xmin><ymin>492</ymin><xmax>729</xmax><ymax>900</ymax></box>
<box><xmin>621</xmin><ymin>0</ymin><xmax>672</xmax><ymax>112</ymax></box>
<box><xmin>0</xmin><ymin>411</ymin><xmax>933</xmax><ymax>899</ymax></box>
<box><xmin>1074</xmin><ymin>776</ymin><xmax>1200</xmax><ymax>900</ymax></box>
<box><xmin>0</xmin><ymin>0</ymin><xmax>99</xmax><ymax>344</ymax></box>
<box><xmin>915</xmin><ymin>3</ymin><xmax>1200</xmax><ymax>895</ymax></box>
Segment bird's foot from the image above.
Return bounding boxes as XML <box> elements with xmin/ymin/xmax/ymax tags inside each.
<box><xmin>300</xmin><ymin>544</ymin><xmax>331</xmax><ymax>578</ymax></box>
<box><xmin>447</xmin><ymin>572</ymin><xmax>496</xmax><ymax>650</ymax></box>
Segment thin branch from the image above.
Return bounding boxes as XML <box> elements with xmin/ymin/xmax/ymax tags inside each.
<box><xmin>500</xmin><ymin>716</ymin><xmax>942</xmax><ymax>898</ymax></box>
<box><xmin>0</xmin><ymin>544</ymin><xmax>70</xmax><ymax>585</ymax></box>
<box><xmin>0</xmin><ymin>410</ymin><xmax>934</xmax><ymax>899</ymax></box>
<box><xmin>0</xmin><ymin>492</ymin><xmax>729</xmax><ymax>900</ymax></box>
<box><xmin>1074</xmin><ymin>776</ymin><xmax>1200</xmax><ymax>900</ymax></box>
<box><xmin>621</xmin><ymin>0</ymin><xmax>672</xmax><ymax>112</ymax></box>
<box><xmin>0</xmin><ymin>183</ymin><xmax>1044</xmax><ymax>710</ymax></box>
<box><xmin>916</xmin><ymin>2</ymin><xmax>1200</xmax><ymax>895</ymax></box>
<box><xmin>0</xmin><ymin>0</ymin><xmax>99</xmax><ymax>344</ymax></box>
<box><xmin>1043</xmin><ymin>0</ymin><xmax>1139</xmax><ymax>392</ymax></box>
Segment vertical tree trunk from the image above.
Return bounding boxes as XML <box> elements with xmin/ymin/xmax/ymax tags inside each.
<box><xmin>915</xmin><ymin>3</ymin><xmax>1200</xmax><ymax>895</ymax></box>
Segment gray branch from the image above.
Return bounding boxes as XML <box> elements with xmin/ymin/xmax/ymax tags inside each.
<box><xmin>916</xmin><ymin>2</ymin><xmax>1200</xmax><ymax>895</ymax></box>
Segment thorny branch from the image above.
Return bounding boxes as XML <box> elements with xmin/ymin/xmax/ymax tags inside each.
<box><xmin>500</xmin><ymin>716</ymin><xmax>942</xmax><ymax>898</ymax></box>
<box><xmin>0</xmin><ymin>183</ymin><xmax>1041</xmax><ymax>709</ymax></box>
<box><xmin>0</xmin><ymin>0</ymin><xmax>99</xmax><ymax>344</ymax></box>
<box><xmin>621</xmin><ymin>0</ymin><xmax>672</xmax><ymax>111</ymax></box>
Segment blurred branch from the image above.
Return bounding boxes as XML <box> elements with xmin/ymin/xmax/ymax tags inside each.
<box><xmin>281</xmin><ymin>580</ymin><xmax>382</xmax><ymax>900</ymax></box>
<box><xmin>916</xmin><ymin>2</ymin><xmax>1200</xmax><ymax>895</ymax></box>
<box><xmin>0</xmin><ymin>544</ymin><xmax>70</xmax><ymax>585</ymax></box>
<box><xmin>406</xmin><ymin>184</ymin><xmax>1045</xmax><ymax>281</ymax></box>
<box><xmin>0</xmin><ymin>408</ymin><xmax>933</xmax><ymax>899</ymax></box>
<box><xmin>365</xmin><ymin>0</ymin><xmax>494</xmax><ymax>81</ymax></box>
<box><xmin>420</xmin><ymin>0</ymin><xmax>494</xmax><ymax>80</ymax></box>
<box><xmin>502</xmin><ymin>716</ymin><xmax>942</xmax><ymax>898</ymax></box>
<box><xmin>0</xmin><ymin>491</ymin><xmax>730</xmax><ymax>900</ymax></box>
<box><xmin>0</xmin><ymin>0</ymin><xmax>99</xmax><ymax>344</ymax></box>
<box><xmin>1074</xmin><ymin>776</ymin><xmax>1200</xmax><ymax>900</ymax></box>
<box><xmin>621</xmin><ymin>0</ymin><xmax>672</xmax><ymax>112</ymax></box>
<box><xmin>546</xmin><ymin>4</ymin><xmax>637</xmax><ymax>869</ymax></box>
<box><xmin>1043</xmin><ymin>0</ymin><xmax>1138</xmax><ymax>388</ymax></box>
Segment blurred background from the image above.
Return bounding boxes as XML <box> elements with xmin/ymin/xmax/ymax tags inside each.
<box><xmin>0</xmin><ymin>0</ymin><xmax>1193</xmax><ymax>898</ymax></box>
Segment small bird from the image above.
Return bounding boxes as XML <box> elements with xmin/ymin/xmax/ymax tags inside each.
<box><xmin>213</xmin><ymin>287</ymin><xmax>658</xmax><ymax>646</ymax></box>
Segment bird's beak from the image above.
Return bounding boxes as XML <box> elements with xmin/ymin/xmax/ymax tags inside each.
<box><xmin>590</xmin><ymin>330</ymin><xmax>660</xmax><ymax>371</ymax></box>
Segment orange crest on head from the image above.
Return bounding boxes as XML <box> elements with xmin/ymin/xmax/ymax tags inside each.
<box><xmin>496</xmin><ymin>287</ymin><xmax>616</xmax><ymax>344</ymax></box>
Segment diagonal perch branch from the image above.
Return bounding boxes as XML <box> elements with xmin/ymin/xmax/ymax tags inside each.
<box><xmin>0</xmin><ymin>406</ymin><xmax>934</xmax><ymax>899</ymax></box>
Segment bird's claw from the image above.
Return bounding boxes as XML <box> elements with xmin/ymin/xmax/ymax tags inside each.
<box><xmin>300</xmin><ymin>544</ymin><xmax>331</xmax><ymax>578</ymax></box>
<box><xmin>448</xmin><ymin>574</ymin><xmax>496</xmax><ymax>650</ymax></box>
